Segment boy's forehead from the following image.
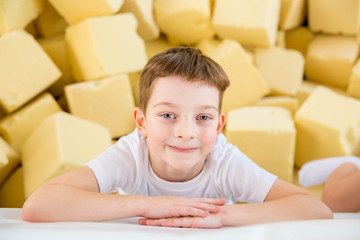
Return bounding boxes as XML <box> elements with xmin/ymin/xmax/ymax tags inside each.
<box><xmin>149</xmin><ymin>76</ymin><xmax>220</xmax><ymax>107</ymax></box>
<box><xmin>151</xmin><ymin>76</ymin><xmax>219</xmax><ymax>92</ymax></box>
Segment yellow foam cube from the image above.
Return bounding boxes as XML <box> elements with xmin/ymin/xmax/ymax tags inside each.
<box><xmin>279</xmin><ymin>0</ymin><xmax>306</xmax><ymax>30</ymax></box>
<box><xmin>275</xmin><ymin>30</ymin><xmax>286</xmax><ymax>48</ymax></box>
<box><xmin>0</xmin><ymin>109</ymin><xmax>5</xmax><ymax>121</ymax></box>
<box><xmin>0</xmin><ymin>137</ymin><xmax>20</xmax><ymax>186</ymax></box>
<box><xmin>296</xmin><ymin>80</ymin><xmax>319</xmax><ymax>106</ymax></box>
<box><xmin>0</xmin><ymin>0</ymin><xmax>44</xmax><ymax>35</ymax></box>
<box><xmin>285</xmin><ymin>27</ymin><xmax>314</xmax><ymax>57</ymax></box>
<box><xmin>256</xmin><ymin>96</ymin><xmax>299</xmax><ymax>116</ymax></box>
<box><xmin>0</xmin><ymin>30</ymin><xmax>61</xmax><ymax>113</ymax></box>
<box><xmin>154</xmin><ymin>0</ymin><xmax>214</xmax><ymax>45</ymax></box>
<box><xmin>195</xmin><ymin>38</ymin><xmax>222</xmax><ymax>56</ymax></box>
<box><xmin>38</xmin><ymin>35</ymin><xmax>75</xmax><ymax>97</ymax></box>
<box><xmin>226</xmin><ymin>106</ymin><xmax>296</xmax><ymax>182</ymax></box>
<box><xmin>21</xmin><ymin>112</ymin><xmax>112</xmax><ymax>197</ymax></box>
<box><xmin>24</xmin><ymin>20</ymin><xmax>38</xmax><ymax>38</ymax></box>
<box><xmin>0</xmin><ymin>148</ymin><xmax>5</xmax><ymax>168</ymax></box>
<box><xmin>48</xmin><ymin>0</ymin><xmax>124</xmax><ymax>25</ymax></box>
<box><xmin>0</xmin><ymin>93</ymin><xmax>62</xmax><ymax>152</ymax></box>
<box><xmin>255</xmin><ymin>47</ymin><xmax>304</xmax><ymax>96</ymax></box>
<box><xmin>56</xmin><ymin>95</ymin><xmax>69</xmax><ymax>112</ymax></box>
<box><xmin>209</xmin><ymin>40</ymin><xmax>269</xmax><ymax>113</ymax></box>
<box><xmin>128</xmin><ymin>72</ymin><xmax>141</xmax><ymax>107</ymax></box>
<box><xmin>308</xmin><ymin>0</ymin><xmax>360</xmax><ymax>36</ymax></box>
<box><xmin>120</xmin><ymin>0</ymin><xmax>159</xmax><ymax>41</ymax></box>
<box><xmin>213</xmin><ymin>0</ymin><xmax>281</xmax><ymax>47</ymax></box>
<box><xmin>295</xmin><ymin>86</ymin><xmax>360</xmax><ymax>167</ymax></box>
<box><xmin>145</xmin><ymin>36</ymin><xmax>177</xmax><ymax>60</ymax></box>
<box><xmin>66</xmin><ymin>13</ymin><xmax>147</xmax><ymax>81</ymax></box>
<box><xmin>0</xmin><ymin>167</ymin><xmax>25</xmax><ymax>208</ymax></box>
<box><xmin>305</xmin><ymin>35</ymin><xmax>359</xmax><ymax>89</ymax></box>
<box><xmin>347</xmin><ymin>59</ymin><xmax>360</xmax><ymax>99</ymax></box>
<box><xmin>35</xmin><ymin>1</ymin><xmax>68</xmax><ymax>38</ymax></box>
<box><xmin>296</xmin><ymin>80</ymin><xmax>349</xmax><ymax>106</ymax></box>
<box><xmin>198</xmin><ymin>38</ymin><xmax>260</xmax><ymax>64</ymax></box>
<box><xmin>65</xmin><ymin>74</ymin><xmax>135</xmax><ymax>138</ymax></box>
<box><xmin>197</xmin><ymin>38</ymin><xmax>257</xmax><ymax>63</ymax></box>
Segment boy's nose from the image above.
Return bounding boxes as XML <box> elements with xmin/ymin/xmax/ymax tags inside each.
<box><xmin>174</xmin><ymin>117</ymin><xmax>196</xmax><ymax>140</ymax></box>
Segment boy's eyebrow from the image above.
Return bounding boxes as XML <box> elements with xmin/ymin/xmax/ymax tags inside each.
<box><xmin>153</xmin><ymin>101</ymin><xmax>218</xmax><ymax>111</ymax></box>
<box><xmin>198</xmin><ymin>105</ymin><xmax>219</xmax><ymax>112</ymax></box>
<box><xmin>153</xmin><ymin>101</ymin><xmax>177</xmax><ymax>108</ymax></box>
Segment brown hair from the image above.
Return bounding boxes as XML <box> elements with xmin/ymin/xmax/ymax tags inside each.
<box><xmin>139</xmin><ymin>47</ymin><xmax>230</xmax><ymax>113</ymax></box>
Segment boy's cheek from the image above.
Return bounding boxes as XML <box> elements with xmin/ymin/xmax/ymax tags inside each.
<box><xmin>148</xmin><ymin>126</ymin><xmax>170</xmax><ymax>142</ymax></box>
<box><xmin>200</xmin><ymin>131</ymin><xmax>218</xmax><ymax>148</ymax></box>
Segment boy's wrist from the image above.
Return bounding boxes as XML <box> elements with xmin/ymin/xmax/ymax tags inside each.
<box><xmin>137</xmin><ymin>195</ymin><xmax>150</xmax><ymax>217</ymax></box>
<box><xmin>115</xmin><ymin>194</ymin><xmax>149</xmax><ymax>218</ymax></box>
<box><xmin>218</xmin><ymin>205</ymin><xmax>234</xmax><ymax>227</ymax></box>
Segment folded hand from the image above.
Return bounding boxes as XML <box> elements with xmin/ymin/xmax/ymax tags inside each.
<box><xmin>139</xmin><ymin>212</ymin><xmax>223</xmax><ymax>229</ymax></box>
<box><xmin>142</xmin><ymin>196</ymin><xmax>225</xmax><ymax>219</ymax></box>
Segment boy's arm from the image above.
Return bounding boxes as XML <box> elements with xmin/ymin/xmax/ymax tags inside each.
<box><xmin>22</xmin><ymin>166</ymin><xmax>225</xmax><ymax>222</ymax></box>
<box><xmin>220</xmin><ymin>178</ymin><xmax>333</xmax><ymax>226</ymax></box>
<box><xmin>139</xmin><ymin>179</ymin><xmax>333</xmax><ymax>228</ymax></box>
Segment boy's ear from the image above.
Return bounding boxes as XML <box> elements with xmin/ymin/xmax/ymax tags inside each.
<box><xmin>134</xmin><ymin>107</ymin><xmax>148</xmax><ymax>137</ymax></box>
<box><xmin>217</xmin><ymin>112</ymin><xmax>226</xmax><ymax>136</ymax></box>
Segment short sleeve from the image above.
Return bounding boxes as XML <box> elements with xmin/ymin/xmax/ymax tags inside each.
<box><xmin>212</xmin><ymin>134</ymin><xmax>277</xmax><ymax>203</ymax></box>
<box><xmin>85</xmin><ymin>130</ymin><xmax>142</xmax><ymax>194</ymax></box>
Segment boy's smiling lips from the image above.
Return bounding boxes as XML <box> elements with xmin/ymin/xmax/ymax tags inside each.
<box><xmin>167</xmin><ymin>145</ymin><xmax>199</xmax><ymax>153</ymax></box>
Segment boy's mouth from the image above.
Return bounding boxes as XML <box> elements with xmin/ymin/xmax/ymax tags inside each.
<box><xmin>167</xmin><ymin>145</ymin><xmax>198</xmax><ymax>153</ymax></box>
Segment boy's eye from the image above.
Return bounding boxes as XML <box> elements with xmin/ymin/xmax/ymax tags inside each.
<box><xmin>162</xmin><ymin>113</ymin><xmax>175</xmax><ymax>119</ymax></box>
<box><xmin>198</xmin><ymin>115</ymin><xmax>210</xmax><ymax>121</ymax></box>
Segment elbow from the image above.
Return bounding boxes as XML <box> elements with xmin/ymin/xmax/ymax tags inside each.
<box><xmin>22</xmin><ymin>198</ymin><xmax>39</xmax><ymax>222</ymax></box>
<box><xmin>319</xmin><ymin>203</ymin><xmax>334</xmax><ymax>220</ymax></box>
<box><xmin>308</xmin><ymin>196</ymin><xmax>333</xmax><ymax>220</ymax></box>
<box><xmin>22</xmin><ymin>198</ymin><xmax>37</xmax><ymax>222</ymax></box>
<box><xmin>22</xmin><ymin>195</ymin><xmax>48</xmax><ymax>222</ymax></box>
<box><xmin>304</xmin><ymin>193</ymin><xmax>333</xmax><ymax>220</ymax></box>
<box><xmin>313</xmin><ymin>194</ymin><xmax>333</xmax><ymax>219</ymax></box>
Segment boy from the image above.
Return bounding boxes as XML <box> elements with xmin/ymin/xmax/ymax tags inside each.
<box><xmin>22</xmin><ymin>47</ymin><xmax>332</xmax><ymax>228</ymax></box>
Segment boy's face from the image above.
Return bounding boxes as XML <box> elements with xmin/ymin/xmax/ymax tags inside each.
<box><xmin>134</xmin><ymin>76</ymin><xmax>225</xmax><ymax>182</ymax></box>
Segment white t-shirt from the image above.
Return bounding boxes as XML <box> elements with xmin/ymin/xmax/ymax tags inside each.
<box><xmin>86</xmin><ymin>129</ymin><xmax>277</xmax><ymax>204</ymax></box>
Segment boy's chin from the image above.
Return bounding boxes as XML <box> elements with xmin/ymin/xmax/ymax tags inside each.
<box><xmin>167</xmin><ymin>156</ymin><xmax>206</xmax><ymax>172</ymax></box>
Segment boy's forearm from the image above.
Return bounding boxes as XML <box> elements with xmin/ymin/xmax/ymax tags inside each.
<box><xmin>22</xmin><ymin>183</ymin><xmax>146</xmax><ymax>222</ymax></box>
<box><xmin>220</xmin><ymin>194</ymin><xmax>333</xmax><ymax>227</ymax></box>
<box><xmin>23</xmin><ymin>183</ymin><xmax>225</xmax><ymax>223</ymax></box>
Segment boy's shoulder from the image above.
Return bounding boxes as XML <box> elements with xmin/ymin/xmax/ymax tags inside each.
<box><xmin>211</xmin><ymin>133</ymin><xmax>238</xmax><ymax>162</ymax></box>
<box><xmin>115</xmin><ymin>129</ymin><xmax>143</xmax><ymax>146</ymax></box>
<box><xmin>111</xmin><ymin>129</ymin><xmax>148</xmax><ymax>159</ymax></box>
<box><xmin>210</xmin><ymin>133</ymin><xmax>253</xmax><ymax>167</ymax></box>
<box><xmin>212</xmin><ymin>133</ymin><xmax>235</xmax><ymax>155</ymax></box>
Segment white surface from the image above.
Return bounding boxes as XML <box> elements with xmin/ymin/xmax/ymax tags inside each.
<box><xmin>0</xmin><ymin>208</ymin><xmax>360</xmax><ymax>240</ymax></box>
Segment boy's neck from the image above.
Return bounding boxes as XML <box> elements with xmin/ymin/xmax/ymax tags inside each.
<box><xmin>148</xmin><ymin>156</ymin><xmax>207</xmax><ymax>182</ymax></box>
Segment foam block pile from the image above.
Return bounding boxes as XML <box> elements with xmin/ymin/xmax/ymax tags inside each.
<box><xmin>0</xmin><ymin>0</ymin><xmax>360</xmax><ymax>207</ymax></box>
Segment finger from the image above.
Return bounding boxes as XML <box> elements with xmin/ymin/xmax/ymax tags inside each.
<box><xmin>193</xmin><ymin>198</ymin><xmax>226</xmax><ymax>206</ymax></box>
<box><xmin>139</xmin><ymin>218</ymin><xmax>163</xmax><ymax>226</ymax></box>
<box><xmin>185</xmin><ymin>201</ymin><xmax>222</xmax><ymax>213</ymax></box>
<box><xmin>161</xmin><ymin>218</ymin><xmax>199</xmax><ymax>228</ymax></box>
<box><xmin>138</xmin><ymin>218</ymin><xmax>146</xmax><ymax>225</ymax></box>
<box><xmin>178</xmin><ymin>207</ymin><xmax>209</xmax><ymax>217</ymax></box>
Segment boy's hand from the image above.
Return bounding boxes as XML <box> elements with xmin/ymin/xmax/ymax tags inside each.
<box><xmin>138</xmin><ymin>213</ymin><xmax>223</xmax><ymax>229</ymax></box>
<box><xmin>142</xmin><ymin>196</ymin><xmax>225</xmax><ymax>219</ymax></box>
